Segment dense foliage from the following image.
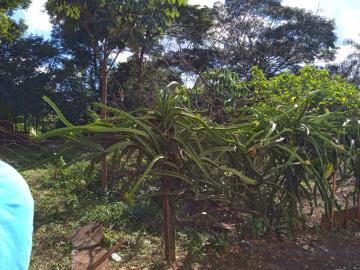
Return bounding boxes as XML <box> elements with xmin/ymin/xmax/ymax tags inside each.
<box><xmin>1</xmin><ymin>0</ymin><xmax>360</xmax><ymax>267</ymax></box>
<box><xmin>26</xmin><ymin>67</ymin><xmax>359</xmax><ymax>262</ymax></box>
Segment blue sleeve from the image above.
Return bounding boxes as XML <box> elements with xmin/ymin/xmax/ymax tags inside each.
<box><xmin>0</xmin><ymin>161</ymin><xmax>34</xmax><ymax>270</ymax></box>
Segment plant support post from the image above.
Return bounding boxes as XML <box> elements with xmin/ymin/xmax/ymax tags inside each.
<box><xmin>162</xmin><ymin>177</ymin><xmax>176</xmax><ymax>264</ymax></box>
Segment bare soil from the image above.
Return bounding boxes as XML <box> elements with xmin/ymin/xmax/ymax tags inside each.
<box><xmin>195</xmin><ymin>227</ymin><xmax>360</xmax><ymax>270</ymax></box>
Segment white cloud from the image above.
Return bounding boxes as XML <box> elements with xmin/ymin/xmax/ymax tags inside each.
<box><xmin>24</xmin><ymin>0</ymin><xmax>52</xmax><ymax>33</ymax></box>
<box><xmin>336</xmin><ymin>45</ymin><xmax>355</xmax><ymax>63</ymax></box>
<box><xmin>111</xmin><ymin>50</ymin><xmax>134</xmax><ymax>64</ymax></box>
<box><xmin>337</xmin><ymin>6</ymin><xmax>360</xmax><ymax>43</ymax></box>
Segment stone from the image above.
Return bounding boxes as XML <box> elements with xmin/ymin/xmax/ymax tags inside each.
<box><xmin>70</xmin><ymin>221</ymin><xmax>104</xmax><ymax>250</ymax></box>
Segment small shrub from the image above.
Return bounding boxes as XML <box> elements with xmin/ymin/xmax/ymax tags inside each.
<box><xmin>80</xmin><ymin>201</ymin><xmax>130</xmax><ymax>228</ymax></box>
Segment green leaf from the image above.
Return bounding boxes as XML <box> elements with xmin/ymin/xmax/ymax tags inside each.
<box><xmin>43</xmin><ymin>96</ymin><xmax>73</xmax><ymax>127</ymax></box>
<box><xmin>128</xmin><ymin>155</ymin><xmax>165</xmax><ymax>197</ymax></box>
<box><xmin>220</xmin><ymin>167</ymin><xmax>257</xmax><ymax>185</ymax></box>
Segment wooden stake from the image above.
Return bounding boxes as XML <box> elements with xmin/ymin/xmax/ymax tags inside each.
<box><xmin>89</xmin><ymin>240</ymin><xmax>123</xmax><ymax>270</ymax></box>
<box><xmin>162</xmin><ymin>177</ymin><xmax>176</xmax><ymax>264</ymax></box>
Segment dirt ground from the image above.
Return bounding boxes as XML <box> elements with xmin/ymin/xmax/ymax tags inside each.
<box><xmin>200</xmin><ymin>230</ymin><xmax>360</xmax><ymax>270</ymax></box>
<box><xmin>113</xmin><ymin>226</ymin><xmax>360</xmax><ymax>270</ymax></box>
<box><xmin>182</xmin><ymin>182</ymin><xmax>360</xmax><ymax>270</ymax></box>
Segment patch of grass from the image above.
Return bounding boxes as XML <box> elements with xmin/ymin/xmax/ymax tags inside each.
<box><xmin>24</xmin><ymin>167</ymin><xmax>81</xmax><ymax>269</ymax></box>
<box><xmin>23</xmin><ymin>165</ymin><xmax>174</xmax><ymax>269</ymax></box>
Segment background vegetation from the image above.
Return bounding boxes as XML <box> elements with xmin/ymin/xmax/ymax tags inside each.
<box><xmin>1</xmin><ymin>0</ymin><xmax>360</xmax><ymax>269</ymax></box>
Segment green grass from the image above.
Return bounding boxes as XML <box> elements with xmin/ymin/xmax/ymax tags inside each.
<box><xmin>24</xmin><ymin>165</ymin><xmax>191</xmax><ymax>269</ymax></box>
<box><xmin>25</xmin><ymin>168</ymin><xmax>76</xmax><ymax>269</ymax></box>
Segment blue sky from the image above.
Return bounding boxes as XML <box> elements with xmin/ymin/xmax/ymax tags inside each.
<box><xmin>14</xmin><ymin>0</ymin><xmax>360</xmax><ymax>62</ymax></box>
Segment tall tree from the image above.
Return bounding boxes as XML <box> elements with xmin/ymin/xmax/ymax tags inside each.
<box><xmin>164</xmin><ymin>0</ymin><xmax>337</xmax><ymax>83</ymax></box>
<box><xmin>0</xmin><ymin>35</ymin><xmax>58</xmax><ymax>131</ymax></box>
<box><xmin>47</xmin><ymin>0</ymin><xmax>187</xmax><ymax>115</ymax></box>
<box><xmin>217</xmin><ymin>0</ymin><xmax>337</xmax><ymax>78</ymax></box>
<box><xmin>46</xmin><ymin>0</ymin><xmax>187</xmax><ymax>217</ymax></box>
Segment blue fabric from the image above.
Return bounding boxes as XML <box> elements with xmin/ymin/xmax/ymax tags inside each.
<box><xmin>0</xmin><ymin>161</ymin><xmax>34</xmax><ymax>270</ymax></box>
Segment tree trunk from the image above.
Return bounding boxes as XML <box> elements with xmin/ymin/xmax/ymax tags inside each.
<box><xmin>100</xmin><ymin>51</ymin><xmax>108</xmax><ymax>119</ymax></box>
<box><xmin>161</xmin><ymin>177</ymin><xmax>176</xmax><ymax>264</ymax></box>
<box><xmin>138</xmin><ymin>49</ymin><xmax>145</xmax><ymax>93</ymax></box>
<box><xmin>100</xmin><ymin>46</ymin><xmax>108</xmax><ymax>190</ymax></box>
